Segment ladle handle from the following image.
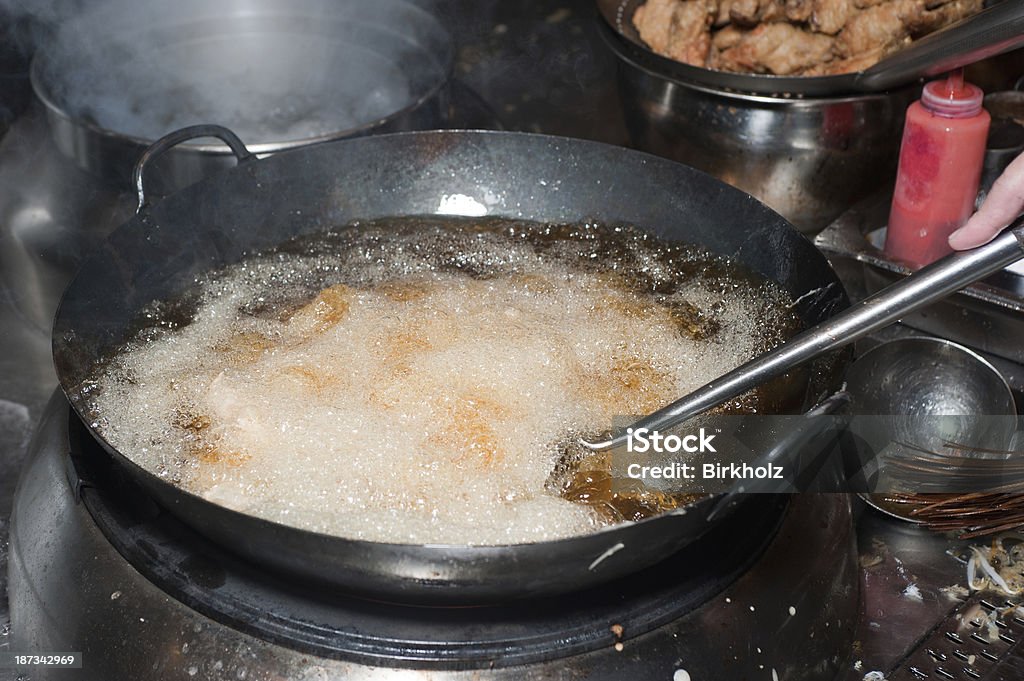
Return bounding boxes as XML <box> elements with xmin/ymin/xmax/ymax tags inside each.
<box><xmin>853</xmin><ymin>1</ymin><xmax>1024</xmax><ymax>92</ymax></box>
<box><xmin>587</xmin><ymin>219</ymin><xmax>1024</xmax><ymax>451</ymax></box>
<box><xmin>133</xmin><ymin>124</ymin><xmax>256</xmax><ymax>213</ymax></box>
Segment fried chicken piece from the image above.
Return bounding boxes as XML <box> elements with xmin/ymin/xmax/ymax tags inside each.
<box><xmin>213</xmin><ymin>331</ymin><xmax>272</xmax><ymax>365</ymax></box>
<box><xmin>637</xmin><ymin>0</ymin><xmax>983</xmax><ymax>76</ymax></box>
<box><xmin>785</xmin><ymin>0</ymin><xmax>813</xmax><ymax>22</ymax></box>
<box><xmin>728</xmin><ymin>0</ymin><xmax>790</xmax><ymax>26</ymax></box>
<box><xmin>811</xmin><ymin>0</ymin><xmax>855</xmax><ymax>35</ymax></box>
<box><xmin>905</xmin><ymin>0</ymin><xmax>983</xmax><ymax>36</ymax></box>
<box><xmin>634</xmin><ymin>0</ymin><xmax>715</xmax><ymax>67</ymax></box>
<box><xmin>634</xmin><ymin>0</ymin><xmax>677</xmax><ymax>43</ymax></box>
<box><xmin>717</xmin><ymin>23</ymin><xmax>835</xmax><ymax>75</ymax></box>
<box><xmin>430</xmin><ymin>392</ymin><xmax>511</xmax><ymax>468</ymax></box>
<box><xmin>707</xmin><ymin>24</ymin><xmax>743</xmax><ymax>69</ymax></box>
<box><xmin>760</xmin><ymin>0</ymin><xmax>788</xmax><ymax>22</ymax></box>
<box><xmin>714</xmin><ymin>0</ymin><xmax>734</xmax><ymax>27</ymax></box>
<box><xmin>835</xmin><ymin>0</ymin><xmax>980</xmax><ymax>63</ymax></box>
<box><xmin>711</xmin><ymin>24</ymin><xmax>745</xmax><ymax>50</ymax></box>
<box><xmin>729</xmin><ymin>0</ymin><xmax>763</xmax><ymax>25</ymax></box>
<box><xmin>288</xmin><ymin>284</ymin><xmax>353</xmax><ymax>334</ymax></box>
<box><xmin>835</xmin><ymin>0</ymin><xmax>915</xmax><ymax>58</ymax></box>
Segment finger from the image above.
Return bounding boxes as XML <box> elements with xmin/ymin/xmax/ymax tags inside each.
<box><xmin>948</xmin><ymin>152</ymin><xmax>1024</xmax><ymax>250</ymax></box>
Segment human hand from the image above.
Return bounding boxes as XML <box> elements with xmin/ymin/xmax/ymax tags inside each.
<box><xmin>948</xmin><ymin>151</ymin><xmax>1024</xmax><ymax>250</ymax></box>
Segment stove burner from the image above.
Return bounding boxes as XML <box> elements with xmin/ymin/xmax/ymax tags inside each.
<box><xmin>68</xmin><ymin>413</ymin><xmax>786</xmax><ymax>670</ymax></box>
<box><xmin>9</xmin><ymin>393</ymin><xmax>860</xmax><ymax>680</ymax></box>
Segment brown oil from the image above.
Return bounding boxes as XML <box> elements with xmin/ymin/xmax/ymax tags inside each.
<box><xmin>105</xmin><ymin>216</ymin><xmax>806</xmax><ymax>525</ymax></box>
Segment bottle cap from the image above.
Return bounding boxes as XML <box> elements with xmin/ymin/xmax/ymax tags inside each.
<box><xmin>921</xmin><ymin>71</ymin><xmax>984</xmax><ymax>118</ymax></box>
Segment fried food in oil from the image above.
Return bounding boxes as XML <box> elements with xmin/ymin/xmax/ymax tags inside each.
<box><xmin>634</xmin><ymin>0</ymin><xmax>983</xmax><ymax>76</ymax></box>
<box><xmin>430</xmin><ymin>393</ymin><xmax>512</xmax><ymax>468</ymax></box>
<box><xmin>557</xmin><ymin>450</ymin><xmax>703</xmax><ymax>522</ymax></box>
<box><xmin>213</xmin><ymin>331</ymin><xmax>272</xmax><ymax>365</ymax></box>
<box><xmin>281</xmin><ymin>365</ymin><xmax>338</xmax><ymax>396</ymax></box>
<box><xmin>288</xmin><ymin>283</ymin><xmax>353</xmax><ymax>334</ymax></box>
<box><xmin>172</xmin><ymin>407</ymin><xmax>251</xmax><ymax>491</ymax></box>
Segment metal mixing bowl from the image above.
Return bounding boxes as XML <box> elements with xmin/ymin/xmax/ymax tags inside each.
<box><xmin>844</xmin><ymin>337</ymin><xmax>1018</xmax><ymax>521</ymax></box>
<box><xmin>846</xmin><ymin>337</ymin><xmax>1017</xmax><ymax>457</ymax></box>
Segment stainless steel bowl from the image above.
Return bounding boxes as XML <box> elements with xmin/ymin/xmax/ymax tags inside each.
<box><xmin>844</xmin><ymin>337</ymin><xmax>1018</xmax><ymax>521</ymax></box>
<box><xmin>30</xmin><ymin>0</ymin><xmax>453</xmax><ymax>194</ymax></box>
<box><xmin>596</xmin><ymin>20</ymin><xmax>917</xmax><ymax>234</ymax></box>
<box><xmin>846</xmin><ymin>337</ymin><xmax>1017</xmax><ymax>456</ymax></box>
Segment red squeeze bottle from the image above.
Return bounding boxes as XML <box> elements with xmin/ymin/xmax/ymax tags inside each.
<box><xmin>884</xmin><ymin>71</ymin><xmax>991</xmax><ymax>269</ymax></box>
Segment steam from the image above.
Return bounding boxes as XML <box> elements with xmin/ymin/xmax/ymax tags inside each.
<box><xmin>28</xmin><ymin>0</ymin><xmax>452</xmax><ymax>143</ymax></box>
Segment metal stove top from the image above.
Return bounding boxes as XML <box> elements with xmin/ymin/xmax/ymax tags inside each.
<box><xmin>63</xmin><ymin>409</ymin><xmax>789</xmax><ymax>668</ymax></box>
<box><xmin>9</xmin><ymin>392</ymin><xmax>858</xmax><ymax>680</ymax></box>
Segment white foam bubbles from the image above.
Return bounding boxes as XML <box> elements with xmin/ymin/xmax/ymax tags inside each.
<box><xmin>87</xmin><ymin>219</ymin><xmax>796</xmax><ymax>545</ymax></box>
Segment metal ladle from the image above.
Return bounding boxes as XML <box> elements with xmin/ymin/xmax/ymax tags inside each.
<box><xmin>584</xmin><ymin>219</ymin><xmax>1024</xmax><ymax>452</ymax></box>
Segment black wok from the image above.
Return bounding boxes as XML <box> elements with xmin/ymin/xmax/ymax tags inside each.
<box><xmin>53</xmin><ymin>127</ymin><xmax>849</xmax><ymax>603</ymax></box>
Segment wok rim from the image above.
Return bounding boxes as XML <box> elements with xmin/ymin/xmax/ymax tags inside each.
<box><xmin>51</xmin><ymin>128</ymin><xmax>849</xmax><ymax>558</ymax></box>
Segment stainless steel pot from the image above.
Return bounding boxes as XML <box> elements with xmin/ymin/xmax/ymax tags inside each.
<box><xmin>29</xmin><ymin>0</ymin><xmax>453</xmax><ymax>194</ymax></box>
<box><xmin>596</xmin><ymin>19</ymin><xmax>917</xmax><ymax>234</ymax></box>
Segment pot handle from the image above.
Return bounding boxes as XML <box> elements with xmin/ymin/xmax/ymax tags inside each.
<box><xmin>133</xmin><ymin>124</ymin><xmax>256</xmax><ymax>213</ymax></box>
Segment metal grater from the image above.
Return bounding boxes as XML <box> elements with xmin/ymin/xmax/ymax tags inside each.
<box><xmin>888</xmin><ymin>593</ymin><xmax>1023</xmax><ymax>680</ymax></box>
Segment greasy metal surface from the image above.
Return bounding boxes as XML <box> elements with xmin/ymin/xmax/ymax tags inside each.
<box><xmin>836</xmin><ymin>502</ymin><xmax>1024</xmax><ymax>681</ymax></box>
<box><xmin>9</xmin><ymin>394</ymin><xmax>859</xmax><ymax>679</ymax></box>
<box><xmin>888</xmin><ymin>593</ymin><xmax>1023</xmax><ymax>680</ymax></box>
<box><xmin>815</xmin><ymin>192</ymin><xmax>1024</xmax><ymax>366</ymax></box>
<box><xmin>50</xmin><ymin>129</ymin><xmax>849</xmax><ymax>602</ymax></box>
<box><xmin>598</xmin><ymin>20</ymin><xmax>916</xmax><ymax>234</ymax></box>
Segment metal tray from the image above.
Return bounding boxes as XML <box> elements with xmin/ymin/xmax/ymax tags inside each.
<box><xmin>815</xmin><ymin>192</ymin><xmax>1024</xmax><ymax>366</ymax></box>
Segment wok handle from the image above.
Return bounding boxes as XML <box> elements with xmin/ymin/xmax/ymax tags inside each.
<box><xmin>133</xmin><ymin>124</ymin><xmax>256</xmax><ymax>213</ymax></box>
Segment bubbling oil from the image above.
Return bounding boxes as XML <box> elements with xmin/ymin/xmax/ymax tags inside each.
<box><xmin>83</xmin><ymin>217</ymin><xmax>802</xmax><ymax>545</ymax></box>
